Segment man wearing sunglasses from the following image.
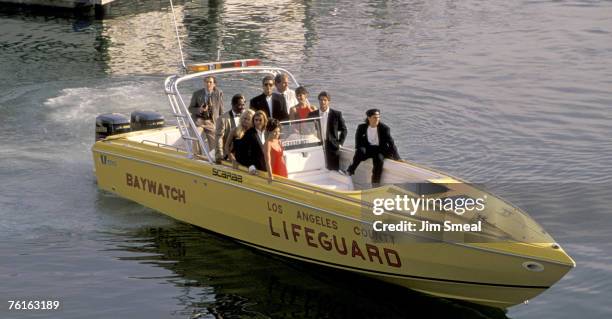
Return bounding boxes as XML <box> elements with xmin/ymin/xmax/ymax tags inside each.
<box><xmin>250</xmin><ymin>75</ymin><xmax>289</xmax><ymax>121</ymax></box>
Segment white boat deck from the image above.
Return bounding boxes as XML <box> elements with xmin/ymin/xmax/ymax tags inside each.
<box><xmin>124</xmin><ymin>126</ymin><xmax>445</xmax><ymax>193</ymax></box>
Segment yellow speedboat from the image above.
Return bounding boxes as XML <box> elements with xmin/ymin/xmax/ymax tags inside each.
<box><xmin>92</xmin><ymin>59</ymin><xmax>574</xmax><ymax>308</ymax></box>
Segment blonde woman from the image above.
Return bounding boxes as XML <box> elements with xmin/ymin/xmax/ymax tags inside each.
<box><xmin>225</xmin><ymin>109</ymin><xmax>254</xmax><ymax>169</ymax></box>
<box><xmin>264</xmin><ymin>119</ymin><xmax>288</xmax><ymax>183</ymax></box>
<box><xmin>236</xmin><ymin>110</ymin><xmax>268</xmax><ymax>174</ymax></box>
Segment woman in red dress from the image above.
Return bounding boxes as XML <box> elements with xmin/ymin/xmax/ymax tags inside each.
<box><xmin>264</xmin><ymin>119</ymin><xmax>288</xmax><ymax>182</ymax></box>
<box><xmin>289</xmin><ymin>86</ymin><xmax>316</xmax><ymax>121</ymax></box>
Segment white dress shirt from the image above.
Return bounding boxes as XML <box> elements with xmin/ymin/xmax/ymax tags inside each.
<box><xmin>367</xmin><ymin>126</ymin><xmax>379</xmax><ymax>146</ymax></box>
<box><xmin>320</xmin><ymin>108</ymin><xmax>329</xmax><ymax>141</ymax></box>
<box><xmin>230</xmin><ymin>110</ymin><xmax>240</xmax><ymax>127</ymax></box>
<box><xmin>265</xmin><ymin>95</ymin><xmax>273</xmax><ymax>116</ymax></box>
<box><xmin>276</xmin><ymin>88</ymin><xmax>297</xmax><ymax>113</ymax></box>
<box><xmin>256</xmin><ymin>129</ymin><xmax>265</xmax><ymax>144</ymax></box>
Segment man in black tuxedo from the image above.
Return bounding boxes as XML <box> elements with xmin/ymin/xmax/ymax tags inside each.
<box><xmin>250</xmin><ymin>75</ymin><xmax>289</xmax><ymax>121</ymax></box>
<box><xmin>346</xmin><ymin>109</ymin><xmax>400</xmax><ymax>185</ymax></box>
<box><xmin>308</xmin><ymin>91</ymin><xmax>347</xmax><ymax>170</ymax></box>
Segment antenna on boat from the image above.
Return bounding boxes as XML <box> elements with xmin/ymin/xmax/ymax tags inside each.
<box><xmin>169</xmin><ymin>0</ymin><xmax>187</xmax><ymax>72</ymax></box>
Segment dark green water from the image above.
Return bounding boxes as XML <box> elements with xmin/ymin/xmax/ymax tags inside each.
<box><xmin>1</xmin><ymin>0</ymin><xmax>611</xmax><ymax>318</ymax></box>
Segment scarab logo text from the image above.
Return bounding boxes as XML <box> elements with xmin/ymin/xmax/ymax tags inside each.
<box><xmin>212</xmin><ymin>168</ymin><xmax>243</xmax><ymax>183</ymax></box>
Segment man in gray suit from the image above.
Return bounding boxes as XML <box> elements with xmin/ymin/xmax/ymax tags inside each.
<box><xmin>215</xmin><ymin>94</ymin><xmax>245</xmax><ymax>163</ymax></box>
<box><xmin>188</xmin><ymin>76</ymin><xmax>224</xmax><ymax>149</ymax></box>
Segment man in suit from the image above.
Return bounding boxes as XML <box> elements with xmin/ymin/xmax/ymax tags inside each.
<box><xmin>215</xmin><ymin>94</ymin><xmax>245</xmax><ymax>163</ymax></box>
<box><xmin>188</xmin><ymin>76</ymin><xmax>224</xmax><ymax>148</ymax></box>
<box><xmin>308</xmin><ymin>91</ymin><xmax>347</xmax><ymax>171</ymax></box>
<box><xmin>274</xmin><ymin>73</ymin><xmax>298</xmax><ymax>113</ymax></box>
<box><xmin>346</xmin><ymin>109</ymin><xmax>401</xmax><ymax>185</ymax></box>
<box><xmin>250</xmin><ymin>75</ymin><xmax>289</xmax><ymax>121</ymax></box>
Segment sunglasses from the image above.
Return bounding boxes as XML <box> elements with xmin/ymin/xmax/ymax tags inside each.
<box><xmin>264</xmin><ymin>83</ymin><xmax>274</xmax><ymax>87</ymax></box>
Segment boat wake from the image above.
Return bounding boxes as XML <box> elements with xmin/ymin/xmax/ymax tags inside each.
<box><xmin>43</xmin><ymin>79</ymin><xmax>168</xmax><ymax>130</ymax></box>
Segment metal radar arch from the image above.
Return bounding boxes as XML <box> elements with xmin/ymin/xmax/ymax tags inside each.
<box><xmin>164</xmin><ymin>59</ymin><xmax>300</xmax><ymax>162</ymax></box>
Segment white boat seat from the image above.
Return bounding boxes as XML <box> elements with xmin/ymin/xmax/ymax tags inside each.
<box><xmin>288</xmin><ymin>169</ymin><xmax>353</xmax><ymax>191</ymax></box>
<box><xmin>284</xmin><ymin>146</ymin><xmax>326</xmax><ymax>174</ymax></box>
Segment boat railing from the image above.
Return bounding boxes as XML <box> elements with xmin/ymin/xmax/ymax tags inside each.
<box><xmin>140</xmin><ymin>139</ymin><xmax>181</xmax><ymax>152</ymax></box>
<box><xmin>175</xmin><ymin>65</ymin><xmax>299</xmax><ymax>88</ymax></box>
<box><xmin>164</xmin><ymin>75</ymin><xmax>209</xmax><ymax>162</ymax></box>
<box><xmin>278</xmin><ymin>117</ymin><xmax>321</xmax><ymax>125</ymax></box>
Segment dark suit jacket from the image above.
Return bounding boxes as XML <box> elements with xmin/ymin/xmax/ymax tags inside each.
<box><xmin>235</xmin><ymin>127</ymin><xmax>267</xmax><ymax>171</ymax></box>
<box><xmin>308</xmin><ymin>108</ymin><xmax>347</xmax><ymax>170</ymax></box>
<box><xmin>188</xmin><ymin>88</ymin><xmax>224</xmax><ymax>124</ymax></box>
<box><xmin>250</xmin><ymin>93</ymin><xmax>289</xmax><ymax>121</ymax></box>
<box><xmin>355</xmin><ymin>122</ymin><xmax>400</xmax><ymax>160</ymax></box>
<box><xmin>308</xmin><ymin>109</ymin><xmax>347</xmax><ymax>152</ymax></box>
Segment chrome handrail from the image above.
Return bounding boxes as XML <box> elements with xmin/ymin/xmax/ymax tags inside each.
<box><xmin>164</xmin><ymin>75</ymin><xmax>212</xmax><ymax>163</ymax></box>
<box><xmin>140</xmin><ymin>139</ymin><xmax>181</xmax><ymax>152</ymax></box>
<box><xmin>173</xmin><ymin>66</ymin><xmax>300</xmax><ymax>87</ymax></box>
<box><xmin>279</xmin><ymin>117</ymin><xmax>321</xmax><ymax>125</ymax></box>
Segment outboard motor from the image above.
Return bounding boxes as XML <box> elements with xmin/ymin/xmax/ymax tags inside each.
<box><xmin>130</xmin><ymin>110</ymin><xmax>165</xmax><ymax>131</ymax></box>
<box><xmin>95</xmin><ymin>113</ymin><xmax>131</xmax><ymax>141</ymax></box>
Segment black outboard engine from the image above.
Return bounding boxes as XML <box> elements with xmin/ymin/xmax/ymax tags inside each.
<box><xmin>130</xmin><ymin>110</ymin><xmax>165</xmax><ymax>131</ymax></box>
<box><xmin>95</xmin><ymin>113</ymin><xmax>131</xmax><ymax>141</ymax></box>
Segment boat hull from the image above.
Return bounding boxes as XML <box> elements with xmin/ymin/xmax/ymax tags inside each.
<box><xmin>93</xmin><ymin>137</ymin><xmax>573</xmax><ymax>308</ymax></box>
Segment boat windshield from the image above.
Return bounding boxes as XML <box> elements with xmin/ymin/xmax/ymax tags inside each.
<box><xmin>280</xmin><ymin>118</ymin><xmax>323</xmax><ymax>151</ymax></box>
<box><xmin>358</xmin><ymin>182</ymin><xmax>555</xmax><ymax>244</ymax></box>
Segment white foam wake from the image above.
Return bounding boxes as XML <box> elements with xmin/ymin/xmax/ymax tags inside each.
<box><xmin>43</xmin><ymin>79</ymin><xmax>168</xmax><ymax>125</ymax></box>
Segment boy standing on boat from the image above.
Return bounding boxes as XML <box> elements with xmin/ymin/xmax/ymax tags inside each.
<box><xmin>308</xmin><ymin>91</ymin><xmax>347</xmax><ymax>171</ymax></box>
<box><xmin>346</xmin><ymin>109</ymin><xmax>400</xmax><ymax>185</ymax></box>
<box><xmin>188</xmin><ymin>76</ymin><xmax>224</xmax><ymax>149</ymax></box>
